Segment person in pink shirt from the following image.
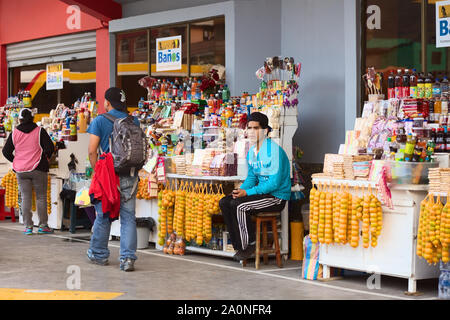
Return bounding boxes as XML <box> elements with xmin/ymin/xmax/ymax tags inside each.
<box><xmin>2</xmin><ymin>108</ymin><xmax>54</xmax><ymax>235</ymax></box>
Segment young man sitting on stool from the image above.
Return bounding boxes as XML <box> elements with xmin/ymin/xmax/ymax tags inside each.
<box><xmin>219</xmin><ymin>112</ymin><xmax>291</xmax><ymax>261</ymax></box>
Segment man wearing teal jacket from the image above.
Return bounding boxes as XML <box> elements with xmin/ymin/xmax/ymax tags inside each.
<box><xmin>219</xmin><ymin>112</ymin><xmax>291</xmax><ymax>261</ymax></box>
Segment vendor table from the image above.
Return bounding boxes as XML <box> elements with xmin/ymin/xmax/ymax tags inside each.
<box><xmin>114</xmin><ymin>173</ymin><xmax>290</xmax><ymax>259</ymax></box>
<box><xmin>312</xmin><ymin>177</ymin><xmax>440</xmax><ymax>294</ymax></box>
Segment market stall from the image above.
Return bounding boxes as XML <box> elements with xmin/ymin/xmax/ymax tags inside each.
<box><xmin>123</xmin><ymin>58</ymin><xmax>301</xmax><ymax>258</ymax></box>
<box><xmin>0</xmin><ymin>57</ymin><xmax>302</xmax><ymax>261</ymax></box>
<box><xmin>307</xmin><ymin>67</ymin><xmax>449</xmax><ymax>294</ymax></box>
<box><xmin>0</xmin><ymin>94</ymin><xmax>97</xmax><ymax>230</ymax></box>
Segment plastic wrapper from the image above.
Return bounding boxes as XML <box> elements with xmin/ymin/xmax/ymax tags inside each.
<box><xmin>173</xmin><ymin>236</ymin><xmax>186</xmax><ymax>255</ymax></box>
<box><xmin>367</xmin><ymin>118</ymin><xmax>395</xmax><ymax>153</ymax></box>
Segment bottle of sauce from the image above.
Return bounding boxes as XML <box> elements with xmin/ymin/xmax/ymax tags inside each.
<box><xmin>70</xmin><ymin>114</ymin><xmax>78</xmax><ymax>141</ymax></box>
<box><xmin>404</xmin><ymin>134</ymin><xmax>416</xmax><ymax>161</ymax></box>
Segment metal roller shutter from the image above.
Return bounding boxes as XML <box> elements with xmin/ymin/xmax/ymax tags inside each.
<box><xmin>6</xmin><ymin>31</ymin><xmax>96</xmax><ymax>68</ymax></box>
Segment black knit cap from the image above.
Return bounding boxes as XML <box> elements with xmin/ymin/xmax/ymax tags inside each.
<box><xmin>19</xmin><ymin>108</ymin><xmax>33</xmax><ymax>123</ymax></box>
<box><xmin>105</xmin><ymin>87</ymin><xmax>127</xmax><ymax>111</ymax></box>
<box><xmin>248</xmin><ymin>112</ymin><xmax>272</xmax><ymax>132</ymax></box>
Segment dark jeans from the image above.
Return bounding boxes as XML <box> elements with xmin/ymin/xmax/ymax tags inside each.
<box><xmin>219</xmin><ymin>194</ymin><xmax>286</xmax><ymax>251</ymax></box>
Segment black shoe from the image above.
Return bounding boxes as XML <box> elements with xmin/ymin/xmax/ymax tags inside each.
<box><xmin>235</xmin><ymin>244</ymin><xmax>256</xmax><ymax>260</ymax></box>
<box><xmin>233</xmin><ymin>250</ymin><xmax>244</xmax><ymax>261</ymax></box>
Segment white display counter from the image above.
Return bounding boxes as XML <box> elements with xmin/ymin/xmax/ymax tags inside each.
<box><xmin>312</xmin><ymin>177</ymin><xmax>440</xmax><ymax>294</ymax></box>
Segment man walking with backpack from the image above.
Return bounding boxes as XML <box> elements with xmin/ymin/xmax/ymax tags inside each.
<box><xmin>86</xmin><ymin>87</ymin><xmax>147</xmax><ymax>272</ymax></box>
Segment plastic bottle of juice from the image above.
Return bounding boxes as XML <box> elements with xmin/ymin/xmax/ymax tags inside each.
<box><xmin>425</xmin><ymin>73</ymin><xmax>433</xmax><ymax>99</ymax></box>
<box><xmin>395</xmin><ymin>69</ymin><xmax>403</xmax><ymax>99</ymax></box>
<box><xmin>417</xmin><ymin>73</ymin><xmax>425</xmax><ymax>98</ymax></box>
<box><xmin>404</xmin><ymin>134</ymin><xmax>416</xmax><ymax>161</ymax></box>
<box><xmin>410</xmin><ymin>69</ymin><xmax>418</xmax><ymax>98</ymax></box>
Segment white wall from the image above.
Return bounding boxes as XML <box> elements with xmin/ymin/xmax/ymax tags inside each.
<box><xmin>281</xmin><ymin>0</ymin><xmax>348</xmax><ymax>163</ymax></box>
<box><xmin>233</xmin><ymin>0</ymin><xmax>281</xmax><ymax>94</ymax></box>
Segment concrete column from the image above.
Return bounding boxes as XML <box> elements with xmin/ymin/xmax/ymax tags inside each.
<box><xmin>96</xmin><ymin>27</ymin><xmax>110</xmax><ymax>114</ymax></box>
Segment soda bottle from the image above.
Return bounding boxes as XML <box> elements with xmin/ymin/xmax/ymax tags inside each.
<box><xmin>425</xmin><ymin>73</ymin><xmax>433</xmax><ymax>99</ymax></box>
<box><xmin>222</xmin><ymin>84</ymin><xmax>230</xmax><ymax>102</ymax></box>
<box><xmin>441</xmin><ymin>76</ymin><xmax>450</xmax><ymax>98</ymax></box>
<box><xmin>410</xmin><ymin>69</ymin><xmax>418</xmax><ymax>98</ymax></box>
<box><xmin>395</xmin><ymin>69</ymin><xmax>403</xmax><ymax>99</ymax></box>
<box><xmin>433</xmin><ymin>78</ymin><xmax>442</xmax><ymax>98</ymax></box>
<box><xmin>402</xmin><ymin>69</ymin><xmax>410</xmax><ymax>98</ymax></box>
<box><xmin>387</xmin><ymin>71</ymin><xmax>395</xmax><ymax>99</ymax></box>
<box><xmin>404</xmin><ymin>134</ymin><xmax>416</xmax><ymax>161</ymax></box>
<box><xmin>436</xmin><ymin>128</ymin><xmax>445</xmax><ymax>153</ymax></box>
<box><xmin>428</xmin><ymin>99</ymin><xmax>435</xmax><ymax>123</ymax></box>
<box><xmin>417</xmin><ymin>73</ymin><xmax>425</xmax><ymax>98</ymax></box>
<box><xmin>183</xmin><ymin>82</ymin><xmax>187</xmax><ymax>100</ymax></box>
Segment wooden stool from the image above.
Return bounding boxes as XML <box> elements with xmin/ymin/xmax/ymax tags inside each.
<box><xmin>243</xmin><ymin>212</ymin><xmax>282</xmax><ymax>270</ymax></box>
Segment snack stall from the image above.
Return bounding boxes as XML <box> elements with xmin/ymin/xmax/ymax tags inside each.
<box><xmin>0</xmin><ymin>94</ymin><xmax>97</xmax><ymax>230</ymax></box>
<box><xmin>117</xmin><ymin>58</ymin><xmax>301</xmax><ymax>258</ymax></box>
<box><xmin>308</xmin><ymin>68</ymin><xmax>449</xmax><ymax>294</ymax></box>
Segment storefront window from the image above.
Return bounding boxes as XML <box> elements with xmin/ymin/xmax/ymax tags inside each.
<box><xmin>10</xmin><ymin>58</ymin><xmax>96</xmax><ymax>114</ymax></box>
<box><xmin>116</xmin><ymin>30</ymin><xmax>149</xmax><ymax>108</ymax></box>
<box><xmin>190</xmin><ymin>17</ymin><xmax>225</xmax><ymax>77</ymax></box>
<box><xmin>427</xmin><ymin>0</ymin><xmax>450</xmax><ymax>79</ymax></box>
<box><xmin>116</xmin><ymin>17</ymin><xmax>226</xmax><ymax>107</ymax></box>
<box><xmin>150</xmin><ymin>24</ymin><xmax>188</xmax><ymax>78</ymax></box>
<box><xmin>364</xmin><ymin>0</ymin><xmax>422</xmax><ymax>74</ymax></box>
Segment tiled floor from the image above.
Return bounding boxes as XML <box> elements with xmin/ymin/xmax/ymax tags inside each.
<box><xmin>0</xmin><ymin>221</ymin><xmax>440</xmax><ymax>300</ymax></box>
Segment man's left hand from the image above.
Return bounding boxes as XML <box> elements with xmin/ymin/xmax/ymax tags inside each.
<box><xmin>232</xmin><ymin>189</ymin><xmax>247</xmax><ymax>199</ymax></box>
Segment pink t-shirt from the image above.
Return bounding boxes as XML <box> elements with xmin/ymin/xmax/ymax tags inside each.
<box><xmin>12</xmin><ymin>126</ymin><xmax>43</xmax><ymax>172</ymax></box>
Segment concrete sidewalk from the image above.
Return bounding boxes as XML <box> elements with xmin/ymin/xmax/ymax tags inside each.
<box><xmin>0</xmin><ymin>221</ymin><xmax>439</xmax><ymax>300</ymax></box>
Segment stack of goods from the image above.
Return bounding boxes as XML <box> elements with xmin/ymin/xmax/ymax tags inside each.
<box><xmin>428</xmin><ymin>168</ymin><xmax>442</xmax><ymax>194</ymax></box>
<box><xmin>157</xmin><ymin>181</ymin><xmax>225</xmax><ymax>249</ymax></box>
<box><xmin>417</xmin><ymin>194</ymin><xmax>450</xmax><ymax>264</ymax></box>
<box><xmin>322</xmin><ymin>154</ymin><xmax>343</xmax><ymax>178</ymax></box>
<box><xmin>353</xmin><ymin>155</ymin><xmax>373</xmax><ymax>179</ymax></box>
<box><xmin>332</xmin><ymin>162</ymin><xmax>345</xmax><ymax>179</ymax></box>
<box><xmin>343</xmin><ymin>155</ymin><xmax>354</xmax><ymax>180</ymax></box>
<box><xmin>172</xmin><ymin>156</ymin><xmax>186</xmax><ymax>175</ymax></box>
<box><xmin>184</xmin><ymin>153</ymin><xmax>194</xmax><ymax>176</ymax></box>
<box><xmin>309</xmin><ymin>183</ymin><xmax>383</xmax><ymax>248</ymax></box>
<box><xmin>201</xmin><ymin>150</ymin><xmax>215</xmax><ymax>176</ymax></box>
<box><xmin>440</xmin><ymin>169</ymin><xmax>450</xmax><ymax>194</ymax></box>
<box><xmin>1</xmin><ymin>171</ymin><xmax>18</xmax><ymax>208</ymax></box>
